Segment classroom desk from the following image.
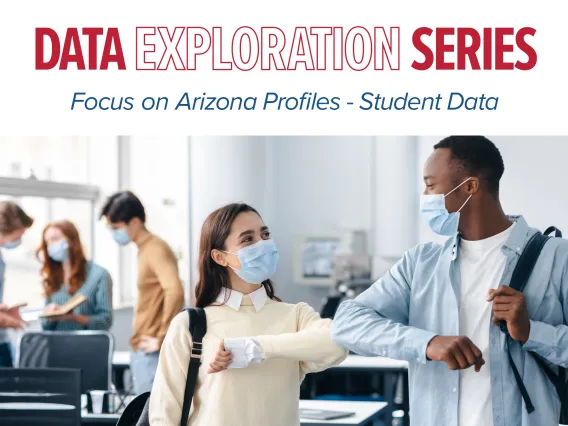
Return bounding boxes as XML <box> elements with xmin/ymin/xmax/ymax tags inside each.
<box><xmin>327</xmin><ymin>355</ymin><xmax>409</xmax><ymax>426</ymax></box>
<box><xmin>82</xmin><ymin>412</ymin><xmax>120</xmax><ymax>425</ymax></box>
<box><xmin>80</xmin><ymin>400</ymin><xmax>387</xmax><ymax>426</ymax></box>
<box><xmin>332</xmin><ymin>355</ymin><xmax>409</xmax><ymax>372</ymax></box>
<box><xmin>300</xmin><ymin>400</ymin><xmax>387</xmax><ymax>426</ymax></box>
<box><xmin>112</xmin><ymin>351</ymin><xmax>130</xmax><ymax>367</ymax></box>
<box><xmin>112</xmin><ymin>352</ymin><xmax>410</xmax><ymax>371</ymax></box>
<box><xmin>112</xmin><ymin>351</ymin><xmax>130</xmax><ymax>391</ymax></box>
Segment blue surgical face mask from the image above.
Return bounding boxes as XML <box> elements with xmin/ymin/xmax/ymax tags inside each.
<box><xmin>1</xmin><ymin>239</ymin><xmax>22</xmax><ymax>250</ymax></box>
<box><xmin>420</xmin><ymin>177</ymin><xmax>472</xmax><ymax>236</ymax></box>
<box><xmin>224</xmin><ymin>239</ymin><xmax>279</xmax><ymax>284</ymax></box>
<box><xmin>112</xmin><ymin>228</ymin><xmax>132</xmax><ymax>246</ymax></box>
<box><xmin>47</xmin><ymin>240</ymin><xmax>70</xmax><ymax>262</ymax></box>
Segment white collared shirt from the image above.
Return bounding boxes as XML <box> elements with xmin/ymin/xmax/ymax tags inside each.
<box><xmin>215</xmin><ymin>286</ymin><xmax>267</xmax><ymax>368</ymax></box>
<box><xmin>215</xmin><ymin>286</ymin><xmax>268</xmax><ymax>312</ymax></box>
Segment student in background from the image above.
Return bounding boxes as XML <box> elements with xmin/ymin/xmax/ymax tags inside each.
<box><xmin>0</xmin><ymin>201</ymin><xmax>34</xmax><ymax>367</ymax></box>
<box><xmin>39</xmin><ymin>220</ymin><xmax>112</xmax><ymax>331</ymax></box>
<box><xmin>149</xmin><ymin>203</ymin><xmax>347</xmax><ymax>426</ymax></box>
<box><xmin>100</xmin><ymin>191</ymin><xmax>184</xmax><ymax>395</ymax></box>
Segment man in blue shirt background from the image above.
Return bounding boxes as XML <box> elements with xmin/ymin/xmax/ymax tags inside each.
<box><xmin>331</xmin><ymin>136</ymin><xmax>568</xmax><ymax>426</ymax></box>
<box><xmin>0</xmin><ymin>201</ymin><xmax>33</xmax><ymax>367</ymax></box>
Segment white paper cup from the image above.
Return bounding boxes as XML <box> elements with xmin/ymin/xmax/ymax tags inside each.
<box><xmin>90</xmin><ymin>390</ymin><xmax>106</xmax><ymax>414</ymax></box>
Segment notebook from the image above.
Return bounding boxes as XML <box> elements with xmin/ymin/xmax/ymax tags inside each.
<box><xmin>299</xmin><ymin>408</ymin><xmax>355</xmax><ymax>420</ymax></box>
<box><xmin>40</xmin><ymin>294</ymin><xmax>87</xmax><ymax>318</ymax></box>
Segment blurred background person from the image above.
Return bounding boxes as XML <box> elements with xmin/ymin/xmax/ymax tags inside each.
<box><xmin>39</xmin><ymin>220</ymin><xmax>113</xmax><ymax>331</ymax></box>
<box><xmin>100</xmin><ymin>190</ymin><xmax>184</xmax><ymax>394</ymax></box>
<box><xmin>0</xmin><ymin>201</ymin><xmax>34</xmax><ymax>366</ymax></box>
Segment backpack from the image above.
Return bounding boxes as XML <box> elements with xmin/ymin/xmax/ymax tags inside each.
<box><xmin>500</xmin><ymin>226</ymin><xmax>568</xmax><ymax>424</ymax></box>
<box><xmin>116</xmin><ymin>307</ymin><xmax>207</xmax><ymax>426</ymax></box>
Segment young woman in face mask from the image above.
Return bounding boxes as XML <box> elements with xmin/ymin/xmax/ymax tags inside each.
<box><xmin>39</xmin><ymin>220</ymin><xmax>113</xmax><ymax>331</ymax></box>
<box><xmin>149</xmin><ymin>203</ymin><xmax>348</xmax><ymax>426</ymax></box>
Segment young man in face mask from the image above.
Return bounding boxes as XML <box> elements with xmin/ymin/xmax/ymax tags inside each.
<box><xmin>100</xmin><ymin>191</ymin><xmax>184</xmax><ymax>394</ymax></box>
<box><xmin>331</xmin><ymin>136</ymin><xmax>568</xmax><ymax>426</ymax></box>
<box><xmin>0</xmin><ymin>201</ymin><xmax>33</xmax><ymax>366</ymax></box>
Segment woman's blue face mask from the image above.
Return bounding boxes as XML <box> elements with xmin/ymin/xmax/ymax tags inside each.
<box><xmin>223</xmin><ymin>239</ymin><xmax>279</xmax><ymax>284</ymax></box>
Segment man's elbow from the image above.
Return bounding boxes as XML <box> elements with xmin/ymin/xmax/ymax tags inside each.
<box><xmin>330</xmin><ymin>301</ymin><xmax>355</xmax><ymax>346</ymax></box>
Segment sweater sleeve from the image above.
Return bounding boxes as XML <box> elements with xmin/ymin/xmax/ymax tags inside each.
<box><xmin>149</xmin><ymin>311</ymin><xmax>193</xmax><ymax>425</ymax></box>
<box><xmin>85</xmin><ymin>269</ymin><xmax>113</xmax><ymax>330</ymax></box>
<box><xmin>147</xmin><ymin>243</ymin><xmax>185</xmax><ymax>345</ymax></box>
<box><xmin>255</xmin><ymin>303</ymin><xmax>348</xmax><ymax>374</ymax></box>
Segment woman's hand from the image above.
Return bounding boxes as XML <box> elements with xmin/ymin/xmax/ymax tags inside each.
<box><xmin>207</xmin><ymin>340</ymin><xmax>233</xmax><ymax>374</ymax></box>
<box><xmin>44</xmin><ymin>303</ymin><xmax>60</xmax><ymax>316</ymax></box>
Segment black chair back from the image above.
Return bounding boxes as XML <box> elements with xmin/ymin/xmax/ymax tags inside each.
<box><xmin>320</xmin><ymin>295</ymin><xmax>342</xmax><ymax>319</ymax></box>
<box><xmin>18</xmin><ymin>331</ymin><xmax>114</xmax><ymax>394</ymax></box>
<box><xmin>0</xmin><ymin>367</ymin><xmax>81</xmax><ymax>426</ymax></box>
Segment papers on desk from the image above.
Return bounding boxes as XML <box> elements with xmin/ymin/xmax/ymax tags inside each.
<box><xmin>300</xmin><ymin>408</ymin><xmax>355</xmax><ymax>420</ymax></box>
<box><xmin>40</xmin><ymin>294</ymin><xmax>87</xmax><ymax>318</ymax></box>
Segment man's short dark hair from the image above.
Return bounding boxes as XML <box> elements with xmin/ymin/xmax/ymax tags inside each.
<box><xmin>0</xmin><ymin>201</ymin><xmax>34</xmax><ymax>234</ymax></box>
<box><xmin>434</xmin><ymin>136</ymin><xmax>504</xmax><ymax>195</ymax></box>
<box><xmin>100</xmin><ymin>191</ymin><xmax>146</xmax><ymax>224</ymax></box>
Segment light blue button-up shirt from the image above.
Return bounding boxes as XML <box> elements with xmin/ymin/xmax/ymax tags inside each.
<box><xmin>331</xmin><ymin>216</ymin><xmax>567</xmax><ymax>426</ymax></box>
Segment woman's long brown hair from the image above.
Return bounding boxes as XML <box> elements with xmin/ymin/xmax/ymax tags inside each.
<box><xmin>37</xmin><ymin>220</ymin><xmax>87</xmax><ymax>297</ymax></box>
<box><xmin>194</xmin><ymin>203</ymin><xmax>280</xmax><ymax>308</ymax></box>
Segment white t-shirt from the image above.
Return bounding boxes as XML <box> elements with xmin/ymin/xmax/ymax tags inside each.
<box><xmin>458</xmin><ymin>223</ymin><xmax>515</xmax><ymax>426</ymax></box>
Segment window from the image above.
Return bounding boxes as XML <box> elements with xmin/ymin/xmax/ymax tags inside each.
<box><xmin>0</xmin><ymin>137</ymin><xmax>120</xmax><ymax>310</ymax></box>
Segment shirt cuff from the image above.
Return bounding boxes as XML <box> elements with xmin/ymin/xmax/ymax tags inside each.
<box><xmin>522</xmin><ymin>320</ymin><xmax>555</xmax><ymax>356</ymax></box>
<box><xmin>224</xmin><ymin>337</ymin><xmax>265</xmax><ymax>369</ymax></box>
<box><xmin>408</xmin><ymin>328</ymin><xmax>437</xmax><ymax>364</ymax></box>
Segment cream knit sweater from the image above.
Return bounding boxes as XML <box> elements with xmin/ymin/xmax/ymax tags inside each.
<box><xmin>149</xmin><ymin>295</ymin><xmax>348</xmax><ymax>426</ymax></box>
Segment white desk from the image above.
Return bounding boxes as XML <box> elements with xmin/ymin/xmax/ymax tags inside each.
<box><xmin>332</xmin><ymin>355</ymin><xmax>409</xmax><ymax>371</ymax></box>
<box><xmin>112</xmin><ymin>351</ymin><xmax>130</xmax><ymax>367</ymax></box>
<box><xmin>300</xmin><ymin>400</ymin><xmax>387</xmax><ymax>426</ymax></box>
<box><xmin>113</xmin><ymin>352</ymin><xmax>409</xmax><ymax>371</ymax></box>
<box><xmin>80</xmin><ymin>400</ymin><xmax>386</xmax><ymax>426</ymax></box>
<box><xmin>0</xmin><ymin>402</ymin><xmax>75</xmax><ymax>410</ymax></box>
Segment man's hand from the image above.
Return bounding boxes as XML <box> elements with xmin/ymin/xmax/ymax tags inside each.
<box><xmin>139</xmin><ymin>335</ymin><xmax>160</xmax><ymax>353</ymax></box>
<box><xmin>0</xmin><ymin>311</ymin><xmax>22</xmax><ymax>329</ymax></box>
<box><xmin>426</xmin><ymin>336</ymin><xmax>485</xmax><ymax>371</ymax></box>
<box><xmin>488</xmin><ymin>285</ymin><xmax>530</xmax><ymax>343</ymax></box>
<box><xmin>207</xmin><ymin>340</ymin><xmax>233</xmax><ymax>374</ymax></box>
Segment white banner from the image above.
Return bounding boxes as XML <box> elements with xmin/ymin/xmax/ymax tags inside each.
<box><xmin>0</xmin><ymin>0</ymin><xmax>566</xmax><ymax>135</ymax></box>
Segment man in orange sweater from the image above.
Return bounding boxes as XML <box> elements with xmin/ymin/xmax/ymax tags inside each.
<box><xmin>100</xmin><ymin>191</ymin><xmax>184</xmax><ymax>394</ymax></box>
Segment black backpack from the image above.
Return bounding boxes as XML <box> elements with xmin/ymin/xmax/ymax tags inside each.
<box><xmin>117</xmin><ymin>307</ymin><xmax>207</xmax><ymax>426</ymax></box>
<box><xmin>500</xmin><ymin>226</ymin><xmax>568</xmax><ymax>424</ymax></box>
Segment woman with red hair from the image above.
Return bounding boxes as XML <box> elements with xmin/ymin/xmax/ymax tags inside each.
<box><xmin>39</xmin><ymin>220</ymin><xmax>112</xmax><ymax>331</ymax></box>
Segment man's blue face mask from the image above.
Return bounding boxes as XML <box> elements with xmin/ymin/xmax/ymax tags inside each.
<box><xmin>1</xmin><ymin>239</ymin><xmax>22</xmax><ymax>250</ymax></box>
<box><xmin>420</xmin><ymin>177</ymin><xmax>472</xmax><ymax>236</ymax></box>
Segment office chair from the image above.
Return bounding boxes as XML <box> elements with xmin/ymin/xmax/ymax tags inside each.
<box><xmin>17</xmin><ymin>331</ymin><xmax>114</xmax><ymax>394</ymax></box>
<box><xmin>320</xmin><ymin>295</ymin><xmax>342</xmax><ymax>319</ymax></box>
<box><xmin>0</xmin><ymin>367</ymin><xmax>81</xmax><ymax>426</ymax></box>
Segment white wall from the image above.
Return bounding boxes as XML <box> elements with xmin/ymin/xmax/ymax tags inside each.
<box><xmin>186</xmin><ymin>135</ymin><xmax>568</xmax><ymax>309</ymax></box>
<box><xmin>265</xmin><ymin>136</ymin><xmax>375</xmax><ymax>306</ymax></box>
<box><xmin>189</xmin><ymin>136</ymin><xmax>269</xmax><ymax>303</ymax></box>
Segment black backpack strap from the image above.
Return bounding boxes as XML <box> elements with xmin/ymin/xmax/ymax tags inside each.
<box><xmin>544</xmin><ymin>226</ymin><xmax>562</xmax><ymax>238</ymax></box>
<box><xmin>180</xmin><ymin>307</ymin><xmax>207</xmax><ymax>426</ymax></box>
<box><xmin>500</xmin><ymin>231</ymin><xmax>549</xmax><ymax>415</ymax></box>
